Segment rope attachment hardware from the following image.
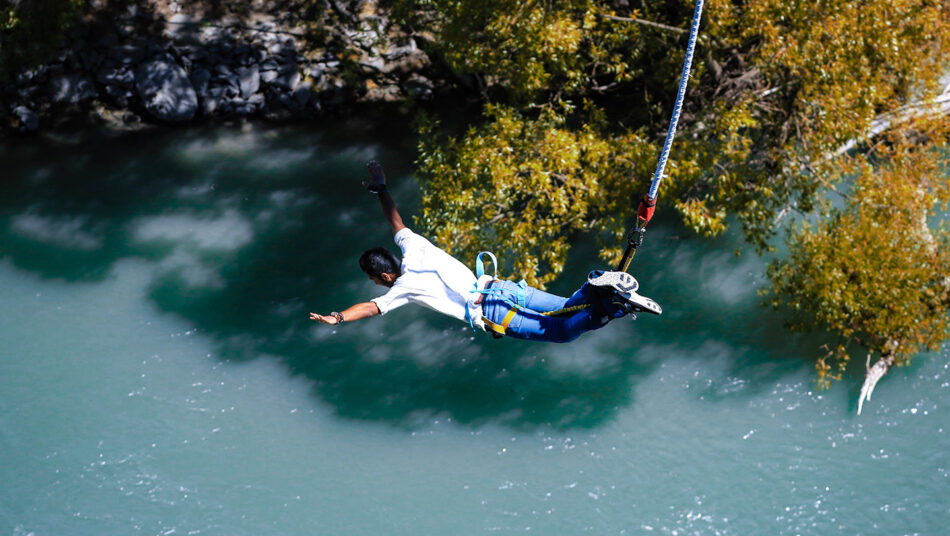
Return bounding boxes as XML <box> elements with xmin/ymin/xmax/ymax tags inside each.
<box><xmin>616</xmin><ymin>194</ymin><xmax>657</xmax><ymax>272</ymax></box>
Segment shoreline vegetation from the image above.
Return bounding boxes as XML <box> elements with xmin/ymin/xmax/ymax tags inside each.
<box><xmin>3</xmin><ymin>0</ymin><xmax>949</xmax><ymax>410</ymax></box>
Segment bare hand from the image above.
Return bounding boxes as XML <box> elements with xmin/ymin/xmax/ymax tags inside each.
<box><xmin>363</xmin><ymin>159</ymin><xmax>387</xmax><ymax>193</ymax></box>
<box><xmin>310</xmin><ymin>312</ymin><xmax>339</xmax><ymax>325</ymax></box>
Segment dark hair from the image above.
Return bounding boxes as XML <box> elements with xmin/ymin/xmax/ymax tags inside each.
<box><xmin>359</xmin><ymin>247</ymin><xmax>401</xmax><ymax>277</ymax></box>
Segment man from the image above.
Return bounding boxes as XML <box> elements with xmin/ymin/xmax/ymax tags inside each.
<box><xmin>309</xmin><ymin>161</ymin><xmax>661</xmax><ymax>343</ymax></box>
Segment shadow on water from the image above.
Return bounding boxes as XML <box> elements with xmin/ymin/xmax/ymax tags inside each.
<box><xmin>0</xmin><ymin>122</ymin><xmax>828</xmax><ymax>429</ymax></box>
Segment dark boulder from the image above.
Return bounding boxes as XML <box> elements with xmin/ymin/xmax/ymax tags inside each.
<box><xmin>134</xmin><ymin>55</ymin><xmax>198</xmax><ymax>122</ymax></box>
<box><xmin>50</xmin><ymin>74</ymin><xmax>98</xmax><ymax>104</ymax></box>
<box><xmin>13</xmin><ymin>106</ymin><xmax>40</xmax><ymax>131</ymax></box>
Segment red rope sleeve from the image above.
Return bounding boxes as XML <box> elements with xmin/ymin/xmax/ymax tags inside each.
<box><xmin>637</xmin><ymin>195</ymin><xmax>657</xmax><ymax>227</ymax></box>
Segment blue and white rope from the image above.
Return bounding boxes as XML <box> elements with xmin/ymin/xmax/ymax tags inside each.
<box><xmin>647</xmin><ymin>0</ymin><xmax>705</xmax><ymax>201</ymax></box>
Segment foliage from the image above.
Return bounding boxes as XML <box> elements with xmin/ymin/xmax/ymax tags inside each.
<box><xmin>395</xmin><ymin>0</ymin><xmax>949</xmax><ymax>264</ymax></box>
<box><xmin>767</xmin><ymin>118</ymin><xmax>950</xmax><ymax>386</ymax></box>
<box><xmin>415</xmin><ymin>103</ymin><xmax>654</xmax><ymax>286</ymax></box>
<box><xmin>688</xmin><ymin>0</ymin><xmax>950</xmax><ymax>247</ymax></box>
<box><xmin>0</xmin><ymin>0</ymin><xmax>84</xmax><ymax>79</ymax></box>
<box><xmin>394</xmin><ymin>0</ymin><xmax>699</xmax><ymax>281</ymax></box>
<box><xmin>391</xmin><ymin>0</ymin><xmax>655</xmax><ymax>103</ymax></box>
<box><xmin>391</xmin><ymin>0</ymin><xmax>950</xmax><ymax>383</ymax></box>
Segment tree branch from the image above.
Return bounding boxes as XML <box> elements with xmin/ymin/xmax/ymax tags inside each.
<box><xmin>597</xmin><ymin>14</ymin><xmax>688</xmax><ymax>35</ymax></box>
<box><xmin>857</xmin><ymin>342</ymin><xmax>899</xmax><ymax>415</ymax></box>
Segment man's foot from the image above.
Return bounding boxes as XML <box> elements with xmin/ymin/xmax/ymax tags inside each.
<box><xmin>587</xmin><ymin>270</ymin><xmax>639</xmax><ymax>293</ymax></box>
<box><xmin>587</xmin><ymin>270</ymin><xmax>661</xmax><ymax>316</ymax></box>
<box><xmin>615</xmin><ymin>290</ymin><xmax>663</xmax><ymax>315</ymax></box>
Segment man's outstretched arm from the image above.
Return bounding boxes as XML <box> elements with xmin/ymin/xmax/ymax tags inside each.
<box><xmin>377</xmin><ymin>189</ymin><xmax>406</xmax><ymax>236</ymax></box>
<box><xmin>366</xmin><ymin>160</ymin><xmax>406</xmax><ymax>235</ymax></box>
<box><xmin>310</xmin><ymin>301</ymin><xmax>381</xmax><ymax>325</ymax></box>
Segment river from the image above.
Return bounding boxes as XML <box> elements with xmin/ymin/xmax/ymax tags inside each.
<box><xmin>1</xmin><ymin>124</ymin><xmax>947</xmax><ymax>535</ymax></box>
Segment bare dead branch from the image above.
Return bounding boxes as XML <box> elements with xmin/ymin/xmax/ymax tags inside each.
<box><xmin>857</xmin><ymin>350</ymin><xmax>897</xmax><ymax>415</ymax></box>
<box><xmin>598</xmin><ymin>14</ymin><xmax>688</xmax><ymax>35</ymax></box>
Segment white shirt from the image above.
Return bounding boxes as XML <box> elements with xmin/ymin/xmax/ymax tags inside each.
<box><xmin>371</xmin><ymin>228</ymin><xmax>485</xmax><ymax>328</ymax></box>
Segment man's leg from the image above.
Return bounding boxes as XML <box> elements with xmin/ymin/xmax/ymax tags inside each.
<box><xmin>496</xmin><ymin>308</ymin><xmax>599</xmax><ymax>343</ymax></box>
<box><xmin>521</xmin><ymin>284</ymin><xmax>570</xmax><ymax>312</ymax></box>
<box><xmin>482</xmin><ymin>282</ymin><xmax>624</xmax><ymax>343</ymax></box>
<box><xmin>492</xmin><ymin>278</ymin><xmax>637</xmax><ymax>315</ymax></box>
<box><xmin>484</xmin><ymin>280</ymin><xmax>570</xmax><ymax>312</ymax></box>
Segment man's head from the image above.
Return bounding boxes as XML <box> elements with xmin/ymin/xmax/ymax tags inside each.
<box><xmin>359</xmin><ymin>247</ymin><xmax>401</xmax><ymax>287</ymax></box>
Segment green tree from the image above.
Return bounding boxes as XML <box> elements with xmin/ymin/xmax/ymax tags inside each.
<box><xmin>1</xmin><ymin>0</ymin><xmax>84</xmax><ymax>79</ymax></box>
<box><xmin>684</xmin><ymin>0</ymin><xmax>950</xmax><ymax>247</ymax></box>
<box><xmin>415</xmin><ymin>103</ymin><xmax>654</xmax><ymax>286</ymax></box>
<box><xmin>391</xmin><ymin>0</ymin><xmax>950</xmax><ymax>397</ymax></box>
<box><xmin>391</xmin><ymin>0</ymin><xmax>654</xmax><ymax>103</ymax></box>
<box><xmin>397</xmin><ymin>0</ymin><xmax>949</xmax><ymax>262</ymax></box>
<box><xmin>767</xmin><ymin>118</ymin><xmax>950</xmax><ymax>399</ymax></box>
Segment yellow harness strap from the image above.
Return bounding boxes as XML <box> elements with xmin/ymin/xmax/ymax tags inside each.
<box><xmin>540</xmin><ymin>304</ymin><xmax>590</xmax><ymax>316</ymax></box>
<box><xmin>482</xmin><ymin>305</ymin><xmax>520</xmax><ymax>336</ymax></box>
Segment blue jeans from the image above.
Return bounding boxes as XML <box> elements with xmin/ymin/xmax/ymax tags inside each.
<box><xmin>480</xmin><ymin>280</ymin><xmax>626</xmax><ymax>343</ymax></box>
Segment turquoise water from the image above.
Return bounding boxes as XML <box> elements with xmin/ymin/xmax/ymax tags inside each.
<box><xmin>1</xmin><ymin>125</ymin><xmax>948</xmax><ymax>535</ymax></box>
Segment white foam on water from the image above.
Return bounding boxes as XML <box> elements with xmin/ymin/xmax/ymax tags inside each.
<box><xmin>335</xmin><ymin>145</ymin><xmax>378</xmax><ymax>163</ymax></box>
<box><xmin>336</xmin><ymin>207</ymin><xmax>365</xmax><ymax>227</ymax></box>
<box><xmin>10</xmin><ymin>210</ymin><xmax>104</xmax><ymax>251</ymax></box>
<box><xmin>155</xmin><ymin>249</ymin><xmax>225</xmax><ymax>289</ymax></box>
<box><xmin>267</xmin><ymin>189</ymin><xmax>315</xmax><ymax>209</ymax></box>
<box><xmin>248</xmin><ymin>148</ymin><xmax>316</xmax><ymax>171</ymax></box>
<box><xmin>177</xmin><ymin>130</ymin><xmax>263</xmax><ymax>161</ymax></box>
<box><xmin>175</xmin><ymin>181</ymin><xmax>217</xmax><ymax>199</ymax></box>
<box><xmin>173</xmin><ymin>129</ymin><xmax>326</xmax><ymax>173</ymax></box>
<box><xmin>664</xmin><ymin>243</ymin><xmax>766</xmax><ymax>307</ymax></box>
<box><xmin>699</xmin><ymin>251</ymin><xmax>763</xmax><ymax>305</ymax></box>
<box><xmin>132</xmin><ymin>208</ymin><xmax>254</xmax><ymax>252</ymax></box>
<box><xmin>542</xmin><ymin>325</ymin><xmax>627</xmax><ymax>377</ymax></box>
<box><xmin>256</xmin><ymin>190</ymin><xmax>317</xmax><ymax>228</ymax></box>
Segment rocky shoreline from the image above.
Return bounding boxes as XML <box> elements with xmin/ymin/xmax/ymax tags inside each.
<box><xmin>3</xmin><ymin>0</ymin><xmax>440</xmax><ymax>134</ymax></box>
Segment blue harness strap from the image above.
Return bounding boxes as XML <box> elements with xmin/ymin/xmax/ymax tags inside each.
<box><xmin>476</xmin><ymin>251</ymin><xmax>497</xmax><ymax>279</ymax></box>
<box><xmin>469</xmin><ymin>251</ymin><xmax>530</xmax><ymax>336</ymax></box>
<box><xmin>467</xmin><ymin>252</ymin><xmax>497</xmax><ymax>332</ymax></box>
<box><xmin>515</xmin><ymin>279</ymin><xmax>527</xmax><ymax>308</ymax></box>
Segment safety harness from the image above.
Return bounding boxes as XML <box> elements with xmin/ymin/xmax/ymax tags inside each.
<box><xmin>468</xmin><ymin>251</ymin><xmax>591</xmax><ymax>337</ymax></box>
<box><xmin>466</xmin><ymin>251</ymin><xmax>527</xmax><ymax>337</ymax></box>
